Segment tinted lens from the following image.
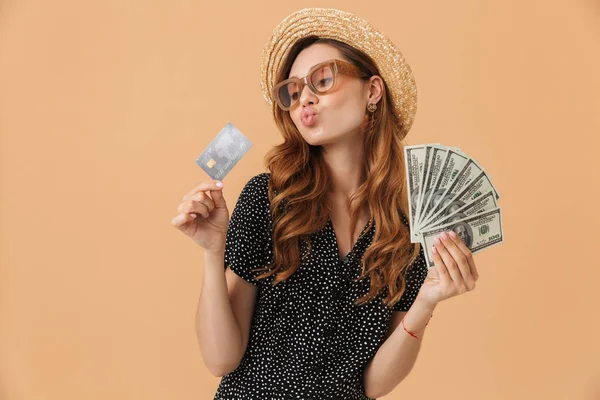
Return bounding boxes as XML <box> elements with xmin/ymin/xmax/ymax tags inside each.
<box><xmin>276</xmin><ymin>65</ymin><xmax>335</xmax><ymax>109</ymax></box>
<box><xmin>310</xmin><ymin>65</ymin><xmax>334</xmax><ymax>92</ymax></box>
<box><xmin>277</xmin><ymin>82</ymin><xmax>300</xmax><ymax>108</ymax></box>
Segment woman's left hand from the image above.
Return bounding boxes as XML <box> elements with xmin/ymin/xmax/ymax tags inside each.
<box><xmin>416</xmin><ymin>231</ymin><xmax>479</xmax><ymax>307</ymax></box>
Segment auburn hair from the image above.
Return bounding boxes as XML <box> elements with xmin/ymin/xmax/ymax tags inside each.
<box><xmin>253</xmin><ymin>36</ymin><xmax>422</xmax><ymax>309</ymax></box>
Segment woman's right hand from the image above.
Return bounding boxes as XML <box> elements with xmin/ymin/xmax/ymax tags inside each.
<box><xmin>171</xmin><ymin>180</ymin><xmax>229</xmax><ymax>252</ymax></box>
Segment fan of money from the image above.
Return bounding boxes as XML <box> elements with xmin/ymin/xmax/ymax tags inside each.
<box><xmin>404</xmin><ymin>144</ymin><xmax>504</xmax><ymax>269</ymax></box>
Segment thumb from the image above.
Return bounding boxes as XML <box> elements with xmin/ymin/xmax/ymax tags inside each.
<box><xmin>210</xmin><ymin>187</ymin><xmax>227</xmax><ymax>208</ymax></box>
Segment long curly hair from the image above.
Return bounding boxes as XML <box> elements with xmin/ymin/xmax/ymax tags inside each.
<box><xmin>253</xmin><ymin>35</ymin><xmax>422</xmax><ymax>309</ymax></box>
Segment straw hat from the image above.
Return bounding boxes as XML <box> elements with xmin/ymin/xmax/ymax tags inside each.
<box><xmin>260</xmin><ymin>7</ymin><xmax>418</xmax><ymax>138</ymax></box>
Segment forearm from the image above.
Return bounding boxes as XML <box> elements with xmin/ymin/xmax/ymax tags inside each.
<box><xmin>363</xmin><ymin>297</ymin><xmax>437</xmax><ymax>398</ymax></box>
<box><xmin>195</xmin><ymin>249</ymin><xmax>243</xmax><ymax>376</ymax></box>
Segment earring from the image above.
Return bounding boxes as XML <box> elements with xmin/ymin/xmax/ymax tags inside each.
<box><xmin>367</xmin><ymin>103</ymin><xmax>377</xmax><ymax>113</ymax></box>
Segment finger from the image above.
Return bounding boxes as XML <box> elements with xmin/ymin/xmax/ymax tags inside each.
<box><xmin>178</xmin><ymin>191</ymin><xmax>211</xmax><ymax>216</ymax></box>
<box><xmin>430</xmin><ymin>245</ymin><xmax>451</xmax><ymax>286</ymax></box>
<box><xmin>171</xmin><ymin>212</ymin><xmax>197</xmax><ymax>228</ymax></box>
<box><xmin>182</xmin><ymin>180</ymin><xmax>224</xmax><ymax>202</ymax></box>
<box><xmin>439</xmin><ymin>232</ymin><xmax>472</xmax><ymax>285</ymax></box>
<box><xmin>190</xmin><ymin>191</ymin><xmax>215</xmax><ymax>213</ymax></box>
<box><xmin>448</xmin><ymin>231</ymin><xmax>478</xmax><ymax>281</ymax></box>
<box><xmin>433</xmin><ymin>235</ymin><xmax>463</xmax><ymax>284</ymax></box>
<box><xmin>179</xmin><ymin>200</ymin><xmax>210</xmax><ymax>218</ymax></box>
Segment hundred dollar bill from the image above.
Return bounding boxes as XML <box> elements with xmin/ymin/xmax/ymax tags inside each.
<box><xmin>421</xmin><ymin>189</ymin><xmax>498</xmax><ymax>231</ymax></box>
<box><xmin>420</xmin><ymin>157</ymin><xmax>486</xmax><ymax>227</ymax></box>
<box><xmin>420</xmin><ymin>207</ymin><xmax>504</xmax><ymax>269</ymax></box>
<box><xmin>421</xmin><ymin>170</ymin><xmax>500</xmax><ymax>231</ymax></box>
<box><xmin>414</xmin><ymin>145</ymin><xmax>447</xmax><ymax>231</ymax></box>
<box><xmin>413</xmin><ymin>146</ymin><xmax>461</xmax><ymax>242</ymax></box>
<box><xmin>404</xmin><ymin>144</ymin><xmax>430</xmax><ymax>240</ymax></box>
<box><xmin>417</xmin><ymin>148</ymin><xmax>470</xmax><ymax>228</ymax></box>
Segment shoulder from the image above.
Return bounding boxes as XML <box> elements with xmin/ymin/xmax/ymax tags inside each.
<box><xmin>244</xmin><ymin>172</ymin><xmax>271</xmax><ymax>188</ymax></box>
<box><xmin>239</xmin><ymin>172</ymin><xmax>271</xmax><ymax>201</ymax></box>
<box><xmin>232</xmin><ymin>173</ymin><xmax>272</xmax><ymax>218</ymax></box>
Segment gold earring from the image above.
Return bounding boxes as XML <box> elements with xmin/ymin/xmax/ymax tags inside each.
<box><xmin>367</xmin><ymin>103</ymin><xmax>377</xmax><ymax>113</ymax></box>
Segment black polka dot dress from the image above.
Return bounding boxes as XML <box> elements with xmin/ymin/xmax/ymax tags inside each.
<box><xmin>214</xmin><ymin>173</ymin><xmax>428</xmax><ymax>400</ymax></box>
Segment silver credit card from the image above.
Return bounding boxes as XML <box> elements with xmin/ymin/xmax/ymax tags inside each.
<box><xmin>196</xmin><ymin>122</ymin><xmax>252</xmax><ymax>180</ymax></box>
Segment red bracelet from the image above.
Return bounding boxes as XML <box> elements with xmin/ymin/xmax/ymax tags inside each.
<box><xmin>401</xmin><ymin>314</ymin><xmax>433</xmax><ymax>339</ymax></box>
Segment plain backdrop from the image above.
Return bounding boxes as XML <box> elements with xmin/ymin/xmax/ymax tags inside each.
<box><xmin>1</xmin><ymin>0</ymin><xmax>599</xmax><ymax>399</ymax></box>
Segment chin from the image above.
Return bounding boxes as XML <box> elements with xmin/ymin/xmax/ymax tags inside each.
<box><xmin>299</xmin><ymin>127</ymin><xmax>333</xmax><ymax>146</ymax></box>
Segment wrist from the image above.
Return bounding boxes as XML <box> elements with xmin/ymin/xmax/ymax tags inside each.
<box><xmin>203</xmin><ymin>248</ymin><xmax>225</xmax><ymax>263</ymax></box>
<box><xmin>400</xmin><ymin>298</ymin><xmax>436</xmax><ymax>339</ymax></box>
<box><xmin>414</xmin><ymin>293</ymin><xmax>439</xmax><ymax>311</ymax></box>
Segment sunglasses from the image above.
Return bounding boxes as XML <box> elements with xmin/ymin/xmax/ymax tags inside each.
<box><xmin>272</xmin><ymin>59</ymin><xmax>370</xmax><ymax>111</ymax></box>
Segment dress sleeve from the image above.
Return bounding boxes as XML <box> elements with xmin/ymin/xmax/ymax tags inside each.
<box><xmin>392</xmin><ymin>245</ymin><xmax>429</xmax><ymax>312</ymax></box>
<box><xmin>223</xmin><ymin>173</ymin><xmax>272</xmax><ymax>287</ymax></box>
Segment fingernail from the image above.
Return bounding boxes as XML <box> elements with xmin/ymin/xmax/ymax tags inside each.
<box><xmin>441</xmin><ymin>232</ymin><xmax>448</xmax><ymax>240</ymax></box>
<box><xmin>434</xmin><ymin>237</ymin><xmax>441</xmax><ymax>245</ymax></box>
<box><xmin>216</xmin><ymin>181</ymin><xmax>224</xmax><ymax>187</ymax></box>
<box><xmin>449</xmin><ymin>231</ymin><xmax>456</xmax><ymax>238</ymax></box>
<box><xmin>432</xmin><ymin>246</ymin><xmax>437</xmax><ymax>254</ymax></box>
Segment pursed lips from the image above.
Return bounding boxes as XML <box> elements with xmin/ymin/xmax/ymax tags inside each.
<box><xmin>301</xmin><ymin>108</ymin><xmax>317</xmax><ymax>118</ymax></box>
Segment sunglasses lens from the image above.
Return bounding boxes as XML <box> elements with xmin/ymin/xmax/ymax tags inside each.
<box><xmin>310</xmin><ymin>65</ymin><xmax>334</xmax><ymax>93</ymax></box>
<box><xmin>277</xmin><ymin>82</ymin><xmax>300</xmax><ymax>109</ymax></box>
<box><xmin>276</xmin><ymin>64</ymin><xmax>335</xmax><ymax>109</ymax></box>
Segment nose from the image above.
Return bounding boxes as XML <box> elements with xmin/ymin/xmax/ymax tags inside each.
<box><xmin>299</xmin><ymin>77</ymin><xmax>318</xmax><ymax>107</ymax></box>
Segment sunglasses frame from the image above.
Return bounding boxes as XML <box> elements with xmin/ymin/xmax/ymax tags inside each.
<box><xmin>272</xmin><ymin>58</ymin><xmax>370</xmax><ymax>111</ymax></box>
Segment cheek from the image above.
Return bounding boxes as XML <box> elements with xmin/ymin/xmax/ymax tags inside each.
<box><xmin>289</xmin><ymin>109</ymin><xmax>306</xmax><ymax>129</ymax></box>
<box><xmin>329</xmin><ymin>88</ymin><xmax>363</xmax><ymax>110</ymax></box>
<box><xmin>325</xmin><ymin>91</ymin><xmax>365</xmax><ymax>121</ymax></box>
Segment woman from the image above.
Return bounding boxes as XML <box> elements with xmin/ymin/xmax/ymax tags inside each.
<box><xmin>172</xmin><ymin>8</ymin><xmax>479</xmax><ymax>400</ymax></box>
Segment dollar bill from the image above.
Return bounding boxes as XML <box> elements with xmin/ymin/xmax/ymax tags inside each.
<box><xmin>420</xmin><ymin>207</ymin><xmax>504</xmax><ymax>269</ymax></box>
<box><xmin>416</xmin><ymin>148</ymin><xmax>469</xmax><ymax>228</ymax></box>
<box><xmin>420</xmin><ymin>169</ymin><xmax>500</xmax><ymax>230</ymax></box>
<box><xmin>414</xmin><ymin>145</ymin><xmax>447</xmax><ymax>230</ymax></box>
<box><xmin>421</xmin><ymin>189</ymin><xmax>498</xmax><ymax>231</ymax></box>
<box><xmin>404</xmin><ymin>144</ymin><xmax>429</xmax><ymax>240</ymax></box>
<box><xmin>412</xmin><ymin>146</ymin><xmax>462</xmax><ymax>242</ymax></box>
<box><xmin>419</xmin><ymin>157</ymin><xmax>486</xmax><ymax>227</ymax></box>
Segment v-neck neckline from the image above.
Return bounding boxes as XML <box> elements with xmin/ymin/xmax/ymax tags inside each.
<box><xmin>327</xmin><ymin>216</ymin><xmax>373</xmax><ymax>263</ymax></box>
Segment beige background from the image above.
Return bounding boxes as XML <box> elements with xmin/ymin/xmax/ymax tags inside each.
<box><xmin>1</xmin><ymin>0</ymin><xmax>599</xmax><ymax>399</ymax></box>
